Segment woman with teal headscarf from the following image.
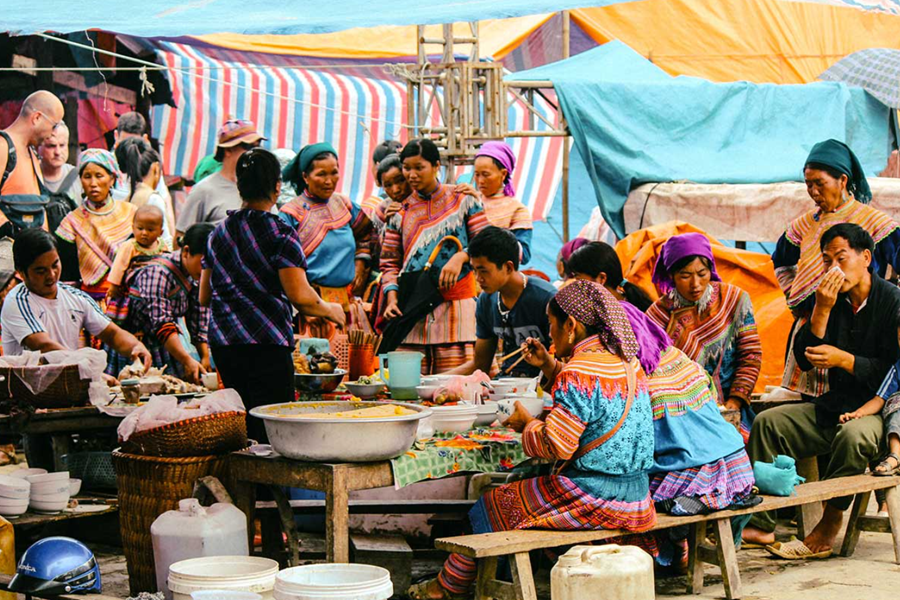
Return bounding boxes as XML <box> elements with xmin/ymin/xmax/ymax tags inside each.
<box><xmin>279</xmin><ymin>143</ymin><xmax>373</xmax><ymax>334</ymax></box>
<box><xmin>772</xmin><ymin>138</ymin><xmax>900</xmax><ymax>395</ymax></box>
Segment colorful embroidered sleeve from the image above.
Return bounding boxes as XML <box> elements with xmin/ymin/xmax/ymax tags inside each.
<box><xmin>510</xmin><ymin>204</ymin><xmax>533</xmax><ymax>230</ymax></box>
<box><xmin>645</xmin><ymin>300</ymin><xmax>671</xmax><ymax>333</ymax></box>
<box><xmin>521</xmin><ymin>404</ymin><xmax>586</xmax><ymax>460</ymax></box>
<box><xmin>379</xmin><ymin>216</ymin><xmax>403</xmax><ymax>294</ymax></box>
<box><xmin>348</xmin><ymin>198</ymin><xmax>374</xmax><ymax>263</ymax></box>
<box><xmin>772</xmin><ymin>233</ymin><xmax>800</xmax><ymax>295</ymax></box>
<box><xmin>728</xmin><ymin>291</ymin><xmax>762</xmax><ymax>402</ymax></box>
<box><xmin>55</xmin><ymin>213</ymin><xmax>77</xmax><ymax>243</ymax></box>
<box><xmin>464</xmin><ymin>195</ymin><xmax>490</xmax><ymax>241</ymax></box>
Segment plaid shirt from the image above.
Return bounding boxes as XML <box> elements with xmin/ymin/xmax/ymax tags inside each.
<box><xmin>204</xmin><ymin>209</ymin><xmax>307</xmax><ymax>348</ymax></box>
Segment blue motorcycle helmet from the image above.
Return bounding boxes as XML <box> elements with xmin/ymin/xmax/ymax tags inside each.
<box><xmin>9</xmin><ymin>537</ymin><xmax>101</xmax><ymax>595</ymax></box>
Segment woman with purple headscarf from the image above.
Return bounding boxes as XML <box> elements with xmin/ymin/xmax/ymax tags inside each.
<box><xmin>647</xmin><ymin>233</ymin><xmax>762</xmax><ymax>442</ymax></box>
<box><xmin>469</xmin><ymin>142</ymin><xmax>533</xmax><ymax>264</ymax></box>
<box><xmin>523</xmin><ymin>285</ymin><xmax>755</xmax><ymax>567</ymax></box>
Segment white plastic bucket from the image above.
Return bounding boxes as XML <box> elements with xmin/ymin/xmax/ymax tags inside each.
<box><xmin>168</xmin><ymin>556</ymin><xmax>278</xmax><ymax>600</ymax></box>
<box><xmin>191</xmin><ymin>592</ymin><xmax>262</xmax><ymax>600</ymax></box>
<box><xmin>274</xmin><ymin>564</ymin><xmax>392</xmax><ymax>600</ymax></box>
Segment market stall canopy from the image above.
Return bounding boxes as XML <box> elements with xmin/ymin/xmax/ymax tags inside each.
<box><xmin>820</xmin><ymin>48</ymin><xmax>900</xmax><ymax>108</ymax></box>
<box><xmin>509</xmin><ymin>40</ymin><xmax>893</xmax><ymax>238</ymax></box>
<box><xmin>1</xmin><ymin>0</ymin><xmax>639</xmax><ymax>37</ymax></box>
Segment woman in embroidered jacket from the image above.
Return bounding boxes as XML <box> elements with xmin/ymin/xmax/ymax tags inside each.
<box><xmin>772</xmin><ymin>139</ymin><xmax>900</xmax><ymax>396</ymax></box>
<box><xmin>109</xmin><ymin>224</ymin><xmax>213</xmax><ymax>383</ymax></box>
<box><xmin>380</xmin><ymin>139</ymin><xmax>490</xmax><ymax>374</ymax></box>
<box><xmin>279</xmin><ymin>142</ymin><xmax>372</xmax><ymax>334</ymax></box>
<box><xmin>647</xmin><ymin>233</ymin><xmax>762</xmax><ymax>443</ymax></box>
<box><xmin>408</xmin><ymin>280</ymin><xmax>657</xmax><ymax>600</ymax></box>
<box><xmin>55</xmin><ymin>149</ymin><xmax>136</xmax><ymax>301</ymax></box>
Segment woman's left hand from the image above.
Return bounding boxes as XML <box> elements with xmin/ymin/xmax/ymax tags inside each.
<box><xmin>131</xmin><ymin>344</ymin><xmax>153</xmax><ymax>373</ymax></box>
<box><xmin>503</xmin><ymin>400</ymin><xmax>535</xmax><ymax>433</ymax></box>
<box><xmin>439</xmin><ymin>253</ymin><xmax>466</xmax><ymax>291</ymax></box>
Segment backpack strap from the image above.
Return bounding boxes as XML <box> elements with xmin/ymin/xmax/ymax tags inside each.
<box><xmin>148</xmin><ymin>256</ymin><xmax>192</xmax><ymax>295</ymax></box>
<box><xmin>0</xmin><ymin>132</ymin><xmax>17</xmax><ymax>194</ymax></box>
<box><xmin>56</xmin><ymin>167</ymin><xmax>80</xmax><ymax>196</ymax></box>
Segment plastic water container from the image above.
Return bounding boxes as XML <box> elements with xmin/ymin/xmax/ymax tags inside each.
<box><xmin>169</xmin><ymin>556</ymin><xmax>279</xmax><ymax>600</ymax></box>
<box><xmin>551</xmin><ymin>544</ymin><xmax>654</xmax><ymax>600</ymax></box>
<box><xmin>191</xmin><ymin>592</ymin><xmax>261</xmax><ymax>600</ymax></box>
<box><xmin>383</xmin><ymin>351</ymin><xmax>423</xmax><ymax>400</ymax></box>
<box><xmin>274</xmin><ymin>564</ymin><xmax>392</xmax><ymax>600</ymax></box>
<box><xmin>152</xmin><ymin>498</ymin><xmax>250</xmax><ymax>600</ymax></box>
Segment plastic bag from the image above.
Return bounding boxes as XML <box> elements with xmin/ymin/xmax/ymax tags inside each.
<box><xmin>117</xmin><ymin>388</ymin><xmax>246</xmax><ymax>442</ymax></box>
<box><xmin>0</xmin><ymin>348</ymin><xmax>109</xmax><ymax>407</ymax></box>
<box><xmin>752</xmin><ymin>454</ymin><xmax>805</xmax><ymax>496</ymax></box>
<box><xmin>434</xmin><ymin>371</ymin><xmax>491</xmax><ymax>405</ymax></box>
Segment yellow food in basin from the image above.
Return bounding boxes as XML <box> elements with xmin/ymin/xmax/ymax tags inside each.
<box><xmin>284</xmin><ymin>405</ymin><xmax>416</xmax><ymax>419</ymax></box>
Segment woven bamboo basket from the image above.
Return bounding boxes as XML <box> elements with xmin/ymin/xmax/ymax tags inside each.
<box><xmin>113</xmin><ymin>450</ymin><xmax>230</xmax><ymax>595</ymax></box>
<box><xmin>0</xmin><ymin>364</ymin><xmax>90</xmax><ymax>408</ymax></box>
<box><xmin>119</xmin><ymin>411</ymin><xmax>248</xmax><ymax>457</ymax></box>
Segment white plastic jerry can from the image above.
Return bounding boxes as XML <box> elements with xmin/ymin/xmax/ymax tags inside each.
<box><xmin>551</xmin><ymin>544</ymin><xmax>654</xmax><ymax>600</ymax></box>
<box><xmin>151</xmin><ymin>498</ymin><xmax>249</xmax><ymax>600</ymax></box>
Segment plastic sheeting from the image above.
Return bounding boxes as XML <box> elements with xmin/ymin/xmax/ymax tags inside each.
<box><xmin>616</xmin><ymin>222</ymin><xmax>792</xmax><ymax>393</ymax></box>
<box><xmin>510</xmin><ymin>40</ymin><xmax>892</xmax><ymax>238</ymax></box>
<box><xmin>2</xmin><ymin>0</ymin><xmax>634</xmax><ymax>37</ymax></box>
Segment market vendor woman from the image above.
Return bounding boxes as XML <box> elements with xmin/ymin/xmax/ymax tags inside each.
<box><xmin>408</xmin><ymin>279</ymin><xmax>657</xmax><ymax>599</ymax></box>
<box><xmin>111</xmin><ymin>224</ymin><xmax>214</xmax><ymax>382</ymax></box>
<box><xmin>279</xmin><ymin>142</ymin><xmax>372</xmax><ymax>335</ymax></box>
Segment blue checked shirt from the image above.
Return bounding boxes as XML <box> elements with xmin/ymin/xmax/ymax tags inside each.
<box><xmin>204</xmin><ymin>209</ymin><xmax>307</xmax><ymax>348</ymax></box>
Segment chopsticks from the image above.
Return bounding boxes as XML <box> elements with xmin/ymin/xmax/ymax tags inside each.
<box><xmin>499</xmin><ymin>344</ymin><xmax>525</xmax><ymax>363</ymax></box>
<box><xmin>503</xmin><ymin>353</ymin><xmax>528</xmax><ymax>375</ymax></box>
<box><xmin>348</xmin><ymin>329</ymin><xmax>382</xmax><ymax>348</ymax></box>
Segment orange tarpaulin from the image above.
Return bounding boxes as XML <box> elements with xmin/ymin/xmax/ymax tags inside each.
<box><xmin>616</xmin><ymin>221</ymin><xmax>792</xmax><ymax>392</ymax></box>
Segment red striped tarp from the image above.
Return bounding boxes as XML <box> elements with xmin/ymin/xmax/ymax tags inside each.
<box><xmin>151</xmin><ymin>41</ymin><xmax>563</xmax><ymax>220</ymax></box>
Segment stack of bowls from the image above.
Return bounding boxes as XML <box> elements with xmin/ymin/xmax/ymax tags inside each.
<box><xmin>430</xmin><ymin>404</ymin><xmax>479</xmax><ymax>433</ymax></box>
<box><xmin>474</xmin><ymin>401</ymin><xmax>499</xmax><ymax>427</ymax></box>
<box><xmin>0</xmin><ymin>475</ymin><xmax>30</xmax><ymax>517</ymax></box>
<box><xmin>27</xmin><ymin>471</ymin><xmax>70</xmax><ymax>514</ymax></box>
<box><xmin>10</xmin><ymin>468</ymin><xmax>47</xmax><ymax>480</ymax></box>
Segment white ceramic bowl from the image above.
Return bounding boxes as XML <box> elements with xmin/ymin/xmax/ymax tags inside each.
<box><xmin>10</xmin><ymin>468</ymin><xmax>46</xmax><ymax>480</ymax></box>
<box><xmin>415</xmin><ymin>384</ymin><xmax>441</xmax><ymax>401</ymax></box>
<box><xmin>26</xmin><ymin>471</ymin><xmax>69</xmax><ymax>485</ymax></box>
<box><xmin>0</xmin><ymin>496</ymin><xmax>29</xmax><ymax>509</ymax></box>
<box><xmin>30</xmin><ymin>491</ymin><xmax>70</xmax><ymax>503</ymax></box>
<box><xmin>496</xmin><ymin>378</ymin><xmax>535</xmax><ymax>396</ymax></box>
<box><xmin>69</xmin><ymin>479</ymin><xmax>82</xmax><ymax>497</ymax></box>
<box><xmin>429</xmin><ymin>404</ymin><xmax>478</xmax><ymax>433</ymax></box>
<box><xmin>30</xmin><ymin>481</ymin><xmax>69</xmax><ymax>496</ymax></box>
<box><xmin>474</xmin><ymin>401</ymin><xmax>499</xmax><ymax>427</ymax></box>
<box><xmin>0</xmin><ymin>475</ymin><xmax>30</xmax><ymax>500</ymax></box>
<box><xmin>487</xmin><ymin>381</ymin><xmax>518</xmax><ymax>398</ymax></box>
<box><xmin>498</xmin><ymin>396</ymin><xmax>544</xmax><ymax>419</ymax></box>
<box><xmin>29</xmin><ymin>497</ymin><xmax>68</xmax><ymax>513</ymax></box>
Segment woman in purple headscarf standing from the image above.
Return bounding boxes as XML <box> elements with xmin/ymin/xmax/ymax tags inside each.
<box><xmin>469</xmin><ymin>142</ymin><xmax>534</xmax><ymax>264</ymax></box>
<box><xmin>646</xmin><ymin>233</ymin><xmax>762</xmax><ymax>442</ymax></box>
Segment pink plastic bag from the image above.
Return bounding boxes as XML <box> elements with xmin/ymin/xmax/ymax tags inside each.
<box><xmin>434</xmin><ymin>371</ymin><xmax>491</xmax><ymax>405</ymax></box>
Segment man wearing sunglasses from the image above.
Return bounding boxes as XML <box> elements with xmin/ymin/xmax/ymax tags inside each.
<box><xmin>0</xmin><ymin>90</ymin><xmax>65</xmax><ymax>198</ymax></box>
<box><xmin>176</xmin><ymin>119</ymin><xmax>265</xmax><ymax>242</ymax></box>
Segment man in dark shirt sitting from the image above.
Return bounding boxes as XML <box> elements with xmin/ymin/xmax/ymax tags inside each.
<box><xmin>743</xmin><ymin>223</ymin><xmax>899</xmax><ymax>556</ymax></box>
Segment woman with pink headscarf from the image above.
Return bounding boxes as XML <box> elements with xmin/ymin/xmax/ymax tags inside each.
<box><xmin>463</xmin><ymin>141</ymin><xmax>534</xmax><ymax>264</ymax></box>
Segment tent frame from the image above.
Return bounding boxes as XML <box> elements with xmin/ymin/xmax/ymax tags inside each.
<box><xmin>402</xmin><ymin>12</ymin><xmax>573</xmax><ymax>240</ymax></box>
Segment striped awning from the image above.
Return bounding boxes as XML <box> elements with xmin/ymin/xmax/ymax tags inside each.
<box><xmin>150</xmin><ymin>41</ymin><xmax>562</xmax><ymax>220</ymax></box>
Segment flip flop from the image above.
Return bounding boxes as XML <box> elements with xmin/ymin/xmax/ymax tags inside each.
<box><xmin>765</xmin><ymin>537</ymin><xmax>832</xmax><ymax>560</ymax></box>
<box><xmin>873</xmin><ymin>453</ymin><xmax>900</xmax><ymax>477</ymax></box>
<box><xmin>740</xmin><ymin>541</ymin><xmax>768</xmax><ymax>550</ymax></box>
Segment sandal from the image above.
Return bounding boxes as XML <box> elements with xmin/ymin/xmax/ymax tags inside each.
<box><xmin>765</xmin><ymin>537</ymin><xmax>832</xmax><ymax>560</ymax></box>
<box><xmin>873</xmin><ymin>453</ymin><xmax>900</xmax><ymax>477</ymax></box>
<box><xmin>407</xmin><ymin>579</ymin><xmax>468</xmax><ymax>600</ymax></box>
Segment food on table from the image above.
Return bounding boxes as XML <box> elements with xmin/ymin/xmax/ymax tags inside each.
<box><xmin>117</xmin><ymin>359</ymin><xmax>205</xmax><ymax>395</ymax></box>
<box><xmin>432</xmin><ymin>390</ymin><xmax>462</xmax><ymax>406</ymax></box>
<box><xmin>293</xmin><ymin>353</ymin><xmax>311</xmax><ymax>374</ymax></box>
<box><xmin>285</xmin><ymin>404</ymin><xmax>417</xmax><ymax>419</ymax></box>
<box><xmin>355</xmin><ymin>375</ymin><xmax>377</xmax><ymax>385</ymax></box>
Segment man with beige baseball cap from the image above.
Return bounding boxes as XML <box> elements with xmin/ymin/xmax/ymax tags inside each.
<box><xmin>176</xmin><ymin>119</ymin><xmax>265</xmax><ymax>239</ymax></box>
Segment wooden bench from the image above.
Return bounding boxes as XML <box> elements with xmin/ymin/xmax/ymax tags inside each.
<box><xmin>435</xmin><ymin>474</ymin><xmax>900</xmax><ymax>600</ymax></box>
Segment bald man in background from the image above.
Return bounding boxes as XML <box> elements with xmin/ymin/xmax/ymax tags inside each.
<box><xmin>0</xmin><ymin>91</ymin><xmax>65</xmax><ymax>196</ymax></box>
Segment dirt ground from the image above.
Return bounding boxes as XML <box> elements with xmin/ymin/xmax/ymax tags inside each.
<box><xmin>91</xmin><ymin>506</ymin><xmax>900</xmax><ymax>600</ymax></box>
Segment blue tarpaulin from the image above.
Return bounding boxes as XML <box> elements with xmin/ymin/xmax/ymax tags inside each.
<box><xmin>509</xmin><ymin>41</ymin><xmax>893</xmax><ymax>238</ymax></box>
<box><xmin>2</xmin><ymin>0</ymin><xmax>639</xmax><ymax>36</ymax></box>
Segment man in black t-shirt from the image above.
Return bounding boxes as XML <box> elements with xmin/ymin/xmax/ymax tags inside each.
<box><xmin>446</xmin><ymin>227</ymin><xmax>556</xmax><ymax>378</ymax></box>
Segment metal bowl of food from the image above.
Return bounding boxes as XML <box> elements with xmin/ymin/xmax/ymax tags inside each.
<box><xmin>294</xmin><ymin>369</ymin><xmax>347</xmax><ymax>393</ymax></box>
<box><xmin>250</xmin><ymin>401</ymin><xmax>432</xmax><ymax>462</ymax></box>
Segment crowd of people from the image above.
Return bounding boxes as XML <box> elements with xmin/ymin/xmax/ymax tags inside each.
<box><xmin>1</xmin><ymin>90</ymin><xmax>900</xmax><ymax>594</ymax></box>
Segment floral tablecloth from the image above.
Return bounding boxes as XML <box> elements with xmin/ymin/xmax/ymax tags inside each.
<box><xmin>390</xmin><ymin>427</ymin><xmax>530</xmax><ymax>488</ymax></box>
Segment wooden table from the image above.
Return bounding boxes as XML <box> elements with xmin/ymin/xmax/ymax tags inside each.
<box><xmin>0</xmin><ymin>407</ymin><xmax>122</xmax><ymax>471</ymax></box>
<box><xmin>227</xmin><ymin>452</ymin><xmax>395</xmax><ymax>564</ymax></box>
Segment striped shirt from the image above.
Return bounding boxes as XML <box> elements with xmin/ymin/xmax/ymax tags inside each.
<box><xmin>0</xmin><ymin>283</ymin><xmax>110</xmax><ymax>354</ymax></box>
<box><xmin>204</xmin><ymin>209</ymin><xmax>307</xmax><ymax>348</ymax></box>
